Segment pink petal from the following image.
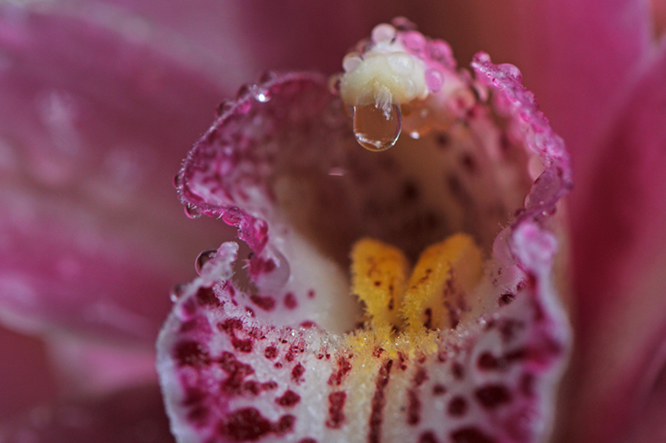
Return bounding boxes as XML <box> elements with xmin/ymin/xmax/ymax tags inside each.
<box><xmin>0</xmin><ymin>326</ymin><xmax>57</xmax><ymax>420</ymax></box>
<box><xmin>405</xmin><ymin>0</ymin><xmax>651</xmax><ymax>197</ymax></box>
<box><xmin>0</xmin><ymin>384</ymin><xmax>174</xmax><ymax>443</ymax></box>
<box><xmin>159</xmin><ymin>46</ymin><xmax>572</xmax><ymax>442</ymax></box>
<box><xmin>0</xmin><ymin>7</ymin><xmax>235</xmax><ymax>343</ymax></box>
<box><xmin>562</xmin><ymin>40</ymin><xmax>666</xmax><ymax>443</ymax></box>
<box><xmin>85</xmin><ymin>0</ymin><xmax>413</xmax><ymax>80</ymax></box>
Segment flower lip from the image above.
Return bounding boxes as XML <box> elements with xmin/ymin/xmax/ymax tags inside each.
<box><xmin>162</xmin><ymin>19</ymin><xmax>573</xmax><ymax>443</ymax></box>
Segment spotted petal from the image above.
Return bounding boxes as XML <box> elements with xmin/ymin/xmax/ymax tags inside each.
<box><xmin>159</xmin><ymin>24</ymin><xmax>572</xmax><ymax>443</ymax></box>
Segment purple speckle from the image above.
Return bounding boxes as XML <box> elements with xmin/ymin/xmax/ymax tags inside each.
<box><xmin>250</xmin><ymin>294</ymin><xmax>276</xmax><ymax>311</ymax></box>
<box><xmin>284</xmin><ymin>292</ymin><xmax>298</xmax><ymax>309</ymax></box>
<box><xmin>291</xmin><ymin>363</ymin><xmax>305</xmax><ymax>382</ymax></box>
<box><xmin>276</xmin><ymin>390</ymin><xmax>301</xmax><ymax>407</ymax></box>
<box><xmin>451</xmin><ymin>427</ymin><xmax>495</xmax><ymax>443</ymax></box>
<box><xmin>475</xmin><ymin>384</ymin><xmax>512</xmax><ymax>409</ymax></box>
<box><xmin>448</xmin><ymin>396</ymin><xmax>468</xmax><ymax>417</ymax></box>
<box><xmin>264</xmin><ymin>346</ymin><xmax>278</xmax><ymax>359</ymax></box>
<box><xmin>174</xmin><ymin>341</ymin><xmax>210</xmax><ymax>368</ymax></box>
<box><xmin>326</xmin><ymin>391</ymin><xmax>346</xmax><ymax>428</ymax></box>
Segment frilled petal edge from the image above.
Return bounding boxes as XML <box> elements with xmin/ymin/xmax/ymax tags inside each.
<box><xmin>158</xmin><ymin>44</ymin><xmax>572</xmax><ymax>443</ymax></box>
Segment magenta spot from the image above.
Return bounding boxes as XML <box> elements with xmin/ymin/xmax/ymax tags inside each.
<box><xmin>477</xmin><ymin>352</ymin><xmax>505</xmax><ymax>371</ymax></box>
<box><xmin>432</xmin><ymin>384</ymin><xmax>446</xmax><ymax>396</ymax></box>
<box><xmin>284</xmin><ymin>292</ymin><xmax>298</xmax><ymax>309</ymax></box>
<box><xmin>276</xmin><ymin>390</ymin><xmax>301</xmax><ymax>407</ymax></box>
<box><xmin>218</xmin><ymin>408</ymin><xmax>295</xmax><ymax>441</ymax></box>
<box><xmin>274</xmin><ymin>362</ymin><xmax>283</xmax><ymax>369</ymax></box>
<box><xmin>328</xmin><ymin>356</ymin><xmax>352</xmax><ymax>386</ymax></box>
<box><xmin>498</xmin><ymin>292</ymin><xmax>515</xmax><ymax>306</ymax></box>
<box><xmin>300</xmin><ymin>320</ymin><xmax>317</xmax><ymax>329</ymax></box>
<box><xmin>291</xmin><ymin>363</ymin><xmax>305</xmax><ymax>383</ymax></box>
<box><xmin>475</xmin><ymin>385</ymin><xmax>512</xmax><ymax>409</ymax></box>
<box><xmin>232</xmin><ymin>338</ymin><xmax>253</xmax><ymax>353</ymax></box>
<box><xmin>218</xmin><ymin>352</ymin><xmax>256</xmax><ymax>396</ymax></box>
<box><xmin>307</xmin><ymin>289</ymin><xmax>315</xmax><ymax>298</ymax></box>
<box><xmin>369</xmin><ymin>359</ymin><xmax>393</xmax><ymax>443</ymax></box>
<box><xmin>218</xmin><ymin>408</ymin><xmax>271</xmax><ymax>441</ymax></box>
<box><xmin>218</xmin><ymin>318</ymin><xmax>243</xmax><ymax>334</ymax></box>
<box><xmin>326</xmin><ymin>391</ymin><xmax>347</xmax><ymax>428</ymax></box>
<box><xmin>420</xmin><ymin>431</ymin><xmax>440</xmax><ymax>443</ymax></box>
<box><xmin>262</xmin><ymin>381</ymin><xmax>278</xmax><ymax>390</ymax></box>
<box><xmin>275</xmin><ymin>415</ymin><xmax>295</xmax><ymax>434</ymax></box>
<box><xmin>448</xmin><ymin>396</ymin><xmax>468</xmax><ymax>417</ymax></box>
<box><xmin>249</xmin><ymin>257</ymin><xmax>276</xmax><ymax>277</ymax></box>
<box><xmin>407</xmin><ymin>389</ymin><xmax>421</xmax><ymax>425</ymax></box>
<box><xmin>452</xmin><ymin>362</ymin><xmax>465</xmax><ymax>379</ymax></box>
<box><xmin>264</xmin><ymin>346</ymin><xmax>278</xmax><ymax>359</ymax></box>
<box><xmin>195</xmin><ymin>286</ymin><xmax>221</xmax><ymax>306</ymax></box>
<box><xmin>246</xmin><ymin>307</ymin><xmax>256</xmax><ymax>317</ymax></box>
<box><xmin>174</xmin><ymin>341</ymin><xmax>211</xmax><ymax>368</ymax></box>
<box><xmin>250</xmin><ymin>294</ymin><xmax>276</xmax><ymax>311</ymax></box>
<box><xmin>413</xmin><ymin>367</ymin><xmax>428</xmax><ymax>386</ymax></box>
<box><xmin>451</xmin><ymin>427</ymin><xmax>495</xmax><ymax>443</ymax></box>
<box><xmin>187</xmin><ymin>406</ymin><xmax>209</xmax><ymax>426</ymax></box>
<box><xmin>299</xmin><ymin>439</ymin><xmax>318</xmax><ymax>443</ymax></box>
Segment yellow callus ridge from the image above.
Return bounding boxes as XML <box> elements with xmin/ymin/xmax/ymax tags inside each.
<box><xmin>348</xmin><ymin>233</ymin><xmax>483</xmax><ymax>355</ymax></box>
<box><xmin>402</xmin><ymin>233</ymin><xmax>483</xmax><ymax>333</ymax></box>
<box><xmin>350</xmin><ymin>239</ymin><xmax>409</xmax><ymax>342</ymax></box>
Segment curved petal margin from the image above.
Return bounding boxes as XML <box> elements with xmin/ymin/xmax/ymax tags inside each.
<box><xmin>158</xmin><ymin>47</ymin><xmax>571</xmax><ymax>443</ymax></box>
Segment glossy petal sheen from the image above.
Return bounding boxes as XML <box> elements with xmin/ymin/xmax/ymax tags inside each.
<box><xmin>158</xmin><ymin>49</ymin><xmax>572</xmax><ymax>442</ymax></box>
<box><xmin>0</xmin><ymin>8</ymin><xmax>234</xmax><ymax>343</ymax></box>
<box><xmin>563</xmin><ymin>39</ymin><xmax>666</xmax><ymax>443</ymax></box>
<box><xmin>0</xmin><ymin>384</ymin><xmax>174</xmax><ymax>443</ymax></box>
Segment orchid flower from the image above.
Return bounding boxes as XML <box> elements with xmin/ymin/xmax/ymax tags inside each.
<box><xmin>0</xmin><ymin>2</ymin><xmax>665</xmax><ymax>443</ymax></box>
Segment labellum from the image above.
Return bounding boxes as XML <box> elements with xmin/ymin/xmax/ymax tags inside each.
<box><xmin>158</xmin><ymin>18</ymin><xmax>572</xmax><ymax>443</ymax></box>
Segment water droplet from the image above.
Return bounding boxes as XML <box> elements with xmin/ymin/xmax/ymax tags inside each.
<box><xmin>542</xmin><ymin>206</ymin><xmax>557</xmax><ymax>217</ymax></box>
<box><xmin>425</xmin><ymin>69</ymin><xmax>443</xmax><ymax>92</ymax></box>
<box><xmin>216</xmin><ymin>100</ymin><xmax>233</xmax><ymax>117</ymax></box>
<box><xmin>172</xmin><ymin>173</ymin><xmax>182</xmax><ymax>188</ymax></box>
<box><xmin>236</xmin><ymin>83</ymin><xmax>251</xmax><ymax>99</ymax></box>
<box><xmin>352</xmin><ymin>104</ymin><xmax>402</xmax><ymax>152</ymax></box>
<box><xmin>170</xmin><ymin>283</ymin><xmax>185</xmax><ymax>302</ymax></box>
<box><xmin>184</xmin><ymin>205</ymin><xmax>202</xmax><ymax>219</ymax></box>
<box><xmin>251</xmin><ymin>85</ymin><xmax>270</xmax><ymax>102</ymax></box>
<box><xmin>371</xmin><ymin>23</ymin><xmax>396</xmax><ymax>44</ymax></box>
<box><xmin>328</xmin><ymin>74</ymin><xmax>342</xmax><ymax>95</ymax></box>
<box><xmin>342</xmin><ymin>52</ymin><xmax>362</xmax><ymax>73</ymax></box>
<box><xmin>258</xmin><ymin>70</ymin><xmax>277</xmax><ymax>84</ymax></box>
<box><xmin>195</xmin><ymin>249</ymin><xmax>218</xmax><ymax>275</ymax></box>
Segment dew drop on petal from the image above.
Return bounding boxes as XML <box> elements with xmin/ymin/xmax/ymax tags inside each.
<box><xmin>185</xmin><ymin>205</ymin><xmax>202</xmax><ymax>219</ymax></box>
<box><xmin>195</xmin><ymin>249</ymin><xmax>218</xmax><ymax>275</ymax></box>
<box><xmin>328</xmin><ymin>74</ymin><xmax>342</xmax><ymax>95</ymax></box>
<box><xmin>342</xmin><ymin>52</ymin><xmax>363</xmax><ymax>73</ymax></box>
<box><xmin>371</xmin><ymin>23</ymin><xmax>396</xmax><ymax>44</ymax></box>
<box><xmin>215</xmin><ymin>100</ymin><xmax>233</xmax><ymax>117</ymax></box>
<box><xmin>251</xmin><ymin>85</ymin><xmax>270</xmax><ymax>103</ymax></box>
<box><xmin>170</xmin><ymin>283</ymin><xmax>185</xmax><ymax>302</ymax></box>
<box><xmin>258</xmin><ymin>70</ymin><xmax>277</xmax><ymax>84</ymax></box>
<box><xmin>425</xmin><ymin>69</ymin><xmax>443</xmax><ymax>92</ymax></box>
<box><xmin>172</xmin><ymin>173</ymin><xmax>182</xmax><ymax>189</ymax></box>
<box><xmin>352</xmin><ymin>104</ymin><xmax>402</xmax><ymax>152</ymax></box>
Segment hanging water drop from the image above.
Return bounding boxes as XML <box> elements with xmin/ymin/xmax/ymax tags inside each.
<box><xmin>195</xmin><ymin>249</ymin><xmax>218</xmax><ymax>275</ymax></box>
<box><xmin>184</xmin><ymin>205</ymin><xmax>202</xmax><ymax>219</ymax></box>
<box><xmin>352</xmin><ymin>103</ymin><xmax>402</xmax><ymax>152</ymax></box>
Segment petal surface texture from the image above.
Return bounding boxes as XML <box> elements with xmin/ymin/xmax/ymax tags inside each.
<box><xmin>563</xmin><ymin>39</ymin><xmax>666</xmax><ymax>443</ymax></box>
<box><xmin>0</xmin><ymin>7</ymin><xmax>234</xmax><ymax>343</ymax></box>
